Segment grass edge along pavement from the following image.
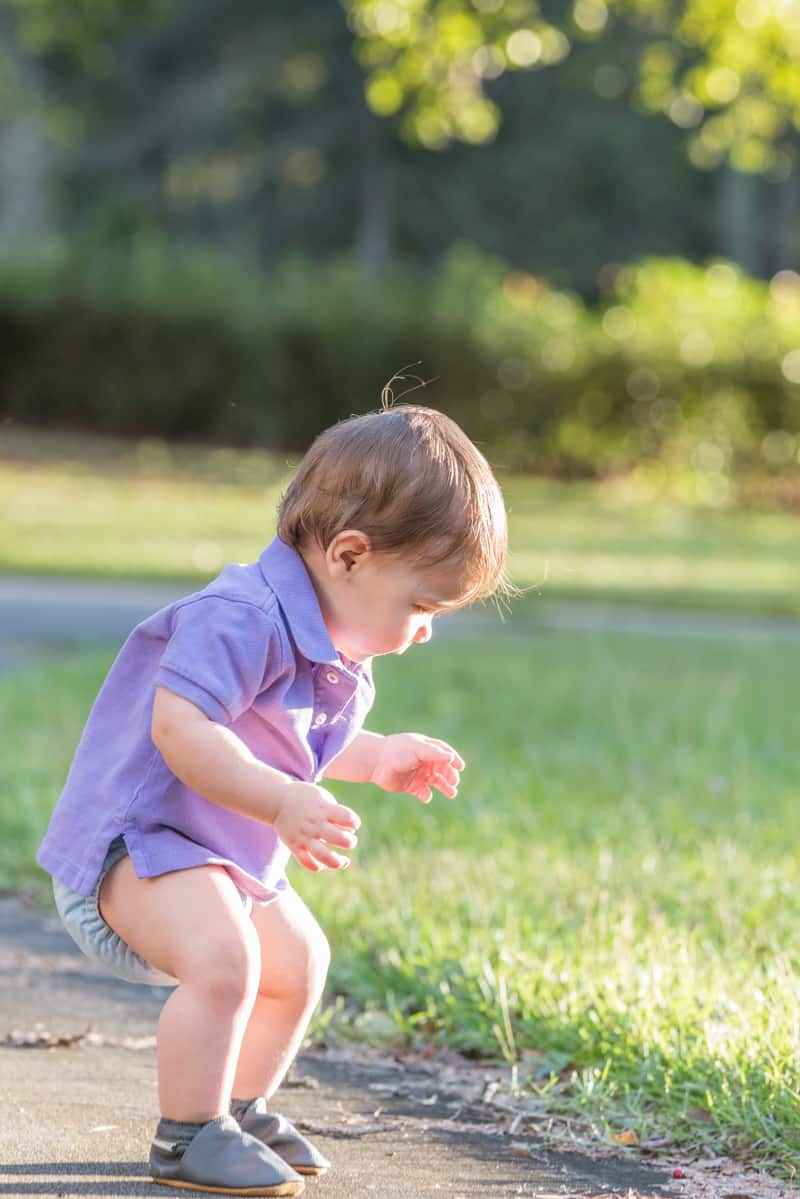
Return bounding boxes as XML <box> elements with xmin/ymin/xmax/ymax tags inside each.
<box><xmin>2</xmin><ymin>428</ymin><xmax>800</xmax><ymax>617</ymax></box>
<box><xmin>4</xmin><ymin>630</ymin><xmax>800</xmax><ymax>1179</ymax></box>
<box><xmin>0</xmin><ymin>873</ymin><xmax>792</xmax><ymax>1199</ymax></box>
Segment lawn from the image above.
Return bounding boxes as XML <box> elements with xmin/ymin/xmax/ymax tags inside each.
<box><xmin>2</xmin><ymin>426</ymin><xmax>800</xmax><ymax>615</ymax></box>
<box><xmin>5</xmin><ymin>629</ymin><xmax>800</xmax><ymax>1171</ymax></box>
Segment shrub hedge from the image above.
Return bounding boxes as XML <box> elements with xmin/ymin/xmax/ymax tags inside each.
<box><xmin>1</xmin><ymin>236</ymin><xmax>799</xmax><ymax>483</ymax></box>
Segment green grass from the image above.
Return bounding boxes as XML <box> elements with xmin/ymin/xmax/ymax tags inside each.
<box><xmin>5</xmin><ymin>631</ymin><xmax>800</xmax><ymax>1171</ymax></box>
<box><xmin>3</xmin><ymin>426</ymin><xmax>800</xmax><ymax>614</ymax></box>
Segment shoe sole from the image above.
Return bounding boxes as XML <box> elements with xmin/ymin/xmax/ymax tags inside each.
<box><xmin>294</xmin><ymin>1166</ymin><xmax>328</xmax><ymax>1176</ymax></box>
<box><xmin>151</xmin><ymin>1178</ymin><xmax>304</xmax><ymax>1196</ymax></box>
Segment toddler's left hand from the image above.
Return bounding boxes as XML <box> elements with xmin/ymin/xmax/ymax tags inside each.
<box><xmin>370</xmin><ymin>733</ymin><xmax>465</xmax><ymax>803</ymax></box>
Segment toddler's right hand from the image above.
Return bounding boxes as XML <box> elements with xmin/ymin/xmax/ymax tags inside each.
<box><xmin>274</xmin><ymin>781</ymin><xmax>361</xmax><ymax>872</ymax></box>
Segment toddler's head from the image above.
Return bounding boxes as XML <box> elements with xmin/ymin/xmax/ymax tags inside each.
<box><xmin>278</xmin><ymin>405</ymin><xmax>509</xmax><ymax>660</ymax></box>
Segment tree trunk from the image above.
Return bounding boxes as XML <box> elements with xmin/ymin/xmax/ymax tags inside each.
<box><xmin>765</xmin><ymin>141</ymin><xmax>800</xmax><ymax>275</ymax></box>
<box><xmin>354</xmin><ymin>107</ymin><xmax>393</xmax><ymax>271</ymax></box>
<box><xmin>715</xmin><ymin>165</ymin><xmax>762</xmax><ymax>275</ymax></box>
<box><xmin>0</xmin><ymin>31</ymin><xmax>57</xmax><ymax>243</ymax></box>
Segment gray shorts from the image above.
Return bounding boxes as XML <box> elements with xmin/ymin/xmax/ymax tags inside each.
<box><xmin>52</xmin><ymin>836</ymin><xmax>253</xmax><ymax>988</ymax></box>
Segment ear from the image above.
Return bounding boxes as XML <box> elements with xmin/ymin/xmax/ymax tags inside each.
<box><xmin>325</xmin><ymin>529</ymin><xmax>373</xmax><ymax>579</ymax></box>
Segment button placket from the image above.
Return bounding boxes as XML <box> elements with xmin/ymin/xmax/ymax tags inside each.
<box><xmin>311</xmin><ymin>663</ymin><xmax>358</xmax><ymax>737</ymax></box>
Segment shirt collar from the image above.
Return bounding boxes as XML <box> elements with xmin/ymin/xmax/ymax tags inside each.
<box><xmin>259</xmin><ymin>536</ymin><xmax>342</xmax><ymax>668</ymax></box>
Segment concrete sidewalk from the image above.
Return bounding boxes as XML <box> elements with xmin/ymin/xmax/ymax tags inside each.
<box><xmin>0</xmin><ymin>894</ymin><xmax>684</xmax><ymax>1199</ymax></box>
<box><xmin>2</xmin><ymin>573</ymin><xmax>800</xmax><ymax>650</ymax></box>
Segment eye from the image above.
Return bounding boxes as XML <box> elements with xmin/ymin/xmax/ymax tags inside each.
<box><xmin>412</xmin><ymin>604</ymin><xmax>434</xmax><ymax>615</ymax></box>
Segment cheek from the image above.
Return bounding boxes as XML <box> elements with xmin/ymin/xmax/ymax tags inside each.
<box><xmin>380</xmin><ymin>610</ymin><xmax>417</xmax><ymax>645</ymax></box>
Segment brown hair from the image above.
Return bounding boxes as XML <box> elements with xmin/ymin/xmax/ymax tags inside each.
<box><xmin>278</xmin><ymin>405</ymin><xmax>510</xmax><ymax>604</ymax></box>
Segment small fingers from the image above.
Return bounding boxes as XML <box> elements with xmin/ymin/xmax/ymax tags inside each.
<box><xmin>433</xmin><ymin>765</ymin><xmax>461</xmax><ymax>789</ymax></box>
<box><xmin>413</xmin><ymin>763</ymin><xmax>459</xmax><ymax>799</ymax></box>
<box><xmin>312</xmin><ymin>840</ymin><xmax>351</xmax><ymax>869</ymax></box>
<box><xmin>295</xmin><ymin>841</ymin><xmax>351</xmax><ymax>871</ymax></box>
<box><xmin>427</xmin><ymin>738</ymin><xmax>465</xmax><ymax>771</ymax></box>
<box><xmin>323</xmin><ymin>824</ymin><xmax>359</xmax><ymax>851</ymax></box>
<box><xmin>330</xmin><ymin>802</ymin><xmax>362</xmax><ymax>831</ymax></box>
<box><xmin>294</xmin><ymin>848</ymin><xmax>324</xmax><ymax>872</ymax></box>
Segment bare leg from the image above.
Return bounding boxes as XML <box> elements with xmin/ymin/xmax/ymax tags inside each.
<box><xmin>98</xmin><ymin>857</ymin><xmax>261</xmax><ymax>1122</ymax></box>
<box><xmin>232</xmin><ymin>887</ymin><xmax>330</xmax><ymax>1101</ymax></box>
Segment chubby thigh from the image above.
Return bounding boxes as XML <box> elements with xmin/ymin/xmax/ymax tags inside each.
<box><xmin>98</xmin><ymin>857</ymin><xmax>261</xmax><ymax>988</ymax></box>
<box><xmin>97</xmin><ymin>858</ymin><xmax>330</xmax><ymax>1002</ymax></box>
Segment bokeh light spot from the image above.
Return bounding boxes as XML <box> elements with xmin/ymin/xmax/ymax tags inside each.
<box><xmin>505</xmin><ymin>30</ymin><xmax>542</xmax><ymax>67</ymax></box>
<box><xmin>602</xmin><ymin>306</ymin><xmax>636</xmax><ymax>340</ymax></box>
<box><xmin>770</xmin><ymin>270</ymin><xmax>800</xmax><ymax>304</ymax></box>
<box><xmin>679</xmin><ymin>330</ymin><xmax>715</xmax><ymax>367</ymax></box>
<box><xmin>574</xmin><ymin>0</ymin><xmax>608</xmax><ymax>34</ymax></box>
<box><xmin>781</xmin><ymin>350</ymin><xmax>800</xmax><ymax>383</ymax></box>
<box><xmin>705</xmin><ymin>67</ymin><xmax>740</xmax><ymax>104</ymax></box>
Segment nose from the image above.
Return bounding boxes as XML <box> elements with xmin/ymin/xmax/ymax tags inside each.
<box><xmin>413</xmin><ymin>616</ymin><xmax>433</xmax><ymax>644</ymax></box>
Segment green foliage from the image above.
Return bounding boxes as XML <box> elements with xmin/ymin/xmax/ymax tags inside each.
<box><xmin>634</xmin><ymin>10</ymin><xmax>800</xmax><ymax>174</ymax></box>
<box><xmin>346</xmin><ymin>0</ymin><xmax>569</xmax><ymax>149</ymax></box>
<box><xmin>6</xmin><ymin>0</ymin><xmax>166</xmax><ymax>65</ymax></box>
<box><xmin>604</xmin><ymin>258</ymin><xmax>800</xmax><ymax>482</ymax></box>
<box><xmin>344</xmin><ymin>0</ymin><xmax>800</xmax><ymax>168</ymax></box>
<box><xmin>2</xmin><ymin>239</ymin><xmax>800</xmax><ymax>481</ymax></box>
<box><xmin>8</xmin><ymin>0</ymin><xmax>800</xmax><ymax>170</ymax></box>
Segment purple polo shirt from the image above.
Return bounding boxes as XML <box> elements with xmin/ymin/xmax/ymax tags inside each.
<box><xmin>37</xmin><ymin>537</ymin><xmax>375</xmax><ymax>902</ymax></box>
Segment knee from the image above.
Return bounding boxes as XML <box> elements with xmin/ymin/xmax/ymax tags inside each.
<box><xmin>267</xmin><ymin>923</ymin><xmax>331</xmax><ymax>1012</ymax></box>
<box><xmin>304</xmin><ymin>924</ymin><xmax>332</xmax><ymax>1003</ymax></box>
<box><xmin>182</xmin><ymin>920</ymin><xmax>261</xmax><ymax>1013</ymax></box>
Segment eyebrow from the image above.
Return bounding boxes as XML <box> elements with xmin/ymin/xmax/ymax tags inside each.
<box><xmin>415</xmin><ymin>596</ymin><xmax>461</xmax><ymax>611</ymax></box>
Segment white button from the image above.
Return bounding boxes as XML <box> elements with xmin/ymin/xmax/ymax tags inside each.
<box><xmin>312</xmin><ymin>713</ymin><xmax>328</xmax><ymax>727</ymax></box>
<box><xmin>326</xmin><ymin>671</ymin><xmax>339</xmax><ymax>685</ymax></box>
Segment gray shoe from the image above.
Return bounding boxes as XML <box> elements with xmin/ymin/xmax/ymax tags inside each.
<box><xmin>236</xmin><ymin>1098</ymin><xmax>331</xmax><ymax>1176</ymax></box>
<box><xmin>150</xmin><ymin>1113</ymin><xmax>305</xmax><ymax>1195</ymax></box>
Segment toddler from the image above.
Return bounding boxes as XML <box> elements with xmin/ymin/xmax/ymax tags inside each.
<box><xmin>37</xmin><ymin>404</ymin><xmax>509</xmax><ymax>1196</ymax></box>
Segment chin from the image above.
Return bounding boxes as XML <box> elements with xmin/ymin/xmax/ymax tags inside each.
<box><xmin>339</xmin><ymin>643</ymin><xmax>376</xmax><ymax>663</ymax></box>
<box><xmin>365</xmin><ymin>643</ymin><xmax>406</xmax><ymax>658</ymax></box>
<box><xmin>340</xmin><ymin>639</ymin><xmax>405</xmax><ymax>661</ymax></box>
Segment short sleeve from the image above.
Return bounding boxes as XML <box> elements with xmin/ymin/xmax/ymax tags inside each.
<box><xmin>154</xmin><ymin>596</ymin><xmax>286</xmax><ymax>723</ymax></box>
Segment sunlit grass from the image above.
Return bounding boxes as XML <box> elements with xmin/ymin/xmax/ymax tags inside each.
<box><xmin>5</xmin><ymin>631</ymin><xmax>800</xmax><ymax>1170</ymax></box>
<box><xmin>2</xmin><ymin>428</ymin><xmax>800</xmax><ymax>614</ymax></box>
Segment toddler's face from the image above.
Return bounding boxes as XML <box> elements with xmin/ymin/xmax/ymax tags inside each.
<box><xmin>322</xmin><ymin>549</ymin><xmax>469</xmax><ymax>663</ymax></box>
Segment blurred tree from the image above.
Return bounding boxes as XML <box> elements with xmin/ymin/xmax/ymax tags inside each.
<box><xmin>344</xmin><ymin>0</ymin><xmax>800</xmax><ymax>266</ymax></box>
<box><xmin>9</xmin><ymin>0</ymin><xmax>800</xmax><ymax>170</ymax></box>
<box><xmin>0</xmin><ymin>9</ymin><xmax>54</xmax><ymax>239</ymax></box>
<box><xmin>6</xmin><ymin>0</ymin><xmax>164</xmax><ymax>59</ymax></box>
<box><xmin>1</xmin><ymin>0</ymin><xmax>797</xmax><ymax>279</ymax></box>
<box><xmin>38</xmin><ymin>0</ymin><xmax>710</xmax><ymax>289</ymax></box>
<box><xmin>345</xmin><ymin>0</ymin><xmax>800</xmax><ymax>171</ymax></box>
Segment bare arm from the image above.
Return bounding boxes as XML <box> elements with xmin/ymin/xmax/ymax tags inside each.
<box><xmin>324</xmin><ymin>729</ymin><xmax>465</xmax><ymax>802</ymax></box>
<box><xmin>151</xmin><ymin>686</ymin><xmax>360</xmax><ymax>871</ymax></box>
<box><xmin>322</xmin><ymin>730</ymin><xmax>387</xmax><ymax>784</ymax></box>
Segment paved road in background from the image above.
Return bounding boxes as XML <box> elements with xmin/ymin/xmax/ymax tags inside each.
<box><xmin>1</xmin><ymin>574</ymin><xmax>799</xmax><ymax>660</ymax></box>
